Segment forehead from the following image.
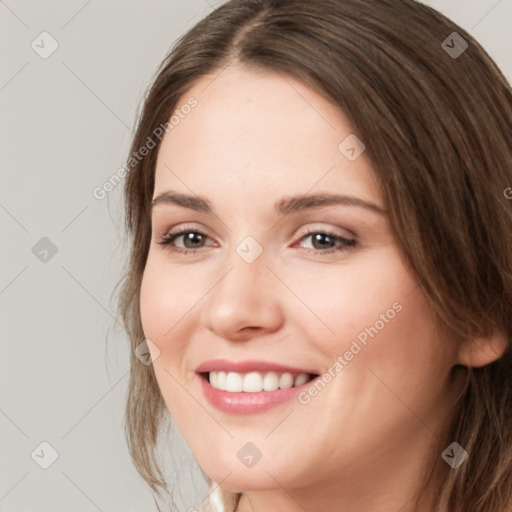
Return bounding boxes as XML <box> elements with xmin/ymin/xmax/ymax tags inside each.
<box><xmin>153</xmin><ymin>64</ymin><xmax>382</xmax><ymax>210</ymax></box>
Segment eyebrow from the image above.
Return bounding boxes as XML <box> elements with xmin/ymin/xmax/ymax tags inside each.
<box><xmin>151</xmin><ymin>191</ymin><xmax>386</xmax><ymax>216</ymax></box>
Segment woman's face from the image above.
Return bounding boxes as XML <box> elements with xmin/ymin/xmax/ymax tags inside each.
<box><xmin>140</xmin><ymin>65</ymin><xmax>461</xmax><ymax>498</ymax></box>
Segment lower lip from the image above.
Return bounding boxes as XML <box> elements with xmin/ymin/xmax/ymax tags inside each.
<box><xmin>198</xmin><ymin>374</ymin><xmax>314</xmax><ymax>414</ymax></box>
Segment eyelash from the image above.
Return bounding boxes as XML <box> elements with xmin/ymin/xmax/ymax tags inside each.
<box><xmin>156</xmin><ymin>226</ymin><xmax>357</xmax><ymax>256</ymax></box>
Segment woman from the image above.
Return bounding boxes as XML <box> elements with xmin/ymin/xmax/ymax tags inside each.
<box><xmin>117</xmin><ymin>0</ymin><xmax>512</xmax><ymax>510</ymax></box>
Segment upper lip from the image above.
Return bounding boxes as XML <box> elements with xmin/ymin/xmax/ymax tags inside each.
<box><xmin>195</xmin><ymin>359</ymin><xmax>318</xmax><ymax>375</ymax></box>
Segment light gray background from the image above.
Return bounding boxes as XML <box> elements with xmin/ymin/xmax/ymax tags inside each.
<box><xmin>1</xmin><ymin>1</ymin><xmax>511</xmax><ymax>511</ymax></box>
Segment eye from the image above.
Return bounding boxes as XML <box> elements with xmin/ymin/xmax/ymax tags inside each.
<box><xmin>294</xmin><ymin>229</ymin><xmax>357</xmax><ymax>255</ymax></box>
<box><xmin>156</xmin><ymin>227</ymin><xmax>212</xmax><ymax>254</ymax></box>
<box><xmin>156</xmin><ymin>226</ymin><xmax>357</xmax><ymax>256</ymax></box>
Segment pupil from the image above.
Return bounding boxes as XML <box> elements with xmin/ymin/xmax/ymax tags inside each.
<box><xmin>185</xmin><ymin>232</ymin><xmax>203</xmax><ymax>248</ymax></box>
<box><xmin>313</xmin><ymin>233</ymin><xmax>333</xmax><ymax>249</ymax></box>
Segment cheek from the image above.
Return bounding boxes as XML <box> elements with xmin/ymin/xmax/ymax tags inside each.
<box><xmin>139</xmin><ymin>262</ymin><xmax>167</xmax><ymax>340</ymax></box>
<box><xmin>286</xmin><ymin>249</ymin><xmax>415</xmax><ymax>348</ymax></box>
<box><xmin>293</xmin><ymin>248</ymin><xmax>445</xmax><ymax>381</ymax></box>
<box><xmin>321</xmin><ymin>275</ymin><xmax>447</xmax><ymax>419</ymax></box>
<box><xmin>139</xmin><ymin>254</ymin><xmax>190</xmax><ymax>360</ymax></box>
<box><xmin>139</xmin><ymin>257</ymin><xmax>195</xmax><ymax>417</ymax></box>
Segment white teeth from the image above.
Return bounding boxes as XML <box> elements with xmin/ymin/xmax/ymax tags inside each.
<box><xmin>243</xmin><ymin>372</ymin><xmax>263</xmax><ymax>392</ymax></box>
<box><xmin>279</xmin><ymin>373</ymin><xmax>294</xmax><ymax>389</ymax></box>
<box><xmin>294</xmin><ymin>373</ymin><xmax>309</xmax><ymax>387</ymax></box>
<box><xmin>226</xmin><ymin>372</ymin><xmax>243</xmax><ymax>392</ymax></box>
<box><xmin>208</xmin><ymin>371</ymin><xmax>311</xmax><ymax>392</ymax></box>
<box><xmin>263</xmin><ymin>371</ymin><xmax>279</xmax><ymax>391</ymax></box>
<box><xmin>217</xmin><ymin>371</ymin><xmax>227</xmax><ymax>391</ymax></box>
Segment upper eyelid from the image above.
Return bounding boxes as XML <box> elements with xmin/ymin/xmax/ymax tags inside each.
<box><xmin>158</xmin><ymin>221</ymin><xmax>354</xmax><ymax>236</ymax></box>
<box><xmin>158</xmin><ymin>224</ymin><xmax>356</xmax><ymax>245</ymax></box>
<box><xmin>160</xmin><ymin>223</ymin><xmax>214</xmax><ymax>240</ymax></box>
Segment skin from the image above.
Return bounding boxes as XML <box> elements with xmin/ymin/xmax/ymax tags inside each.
<box><xmin>139</xmin><ymin>64</ymin><xmax>503</xmax><ymax>512</ymax></box>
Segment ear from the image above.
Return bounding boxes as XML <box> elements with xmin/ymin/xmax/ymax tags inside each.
<box><xmin>457</xmin><ymin>329</ymin><xmax>509</xmax><ymax>368</ymax></box>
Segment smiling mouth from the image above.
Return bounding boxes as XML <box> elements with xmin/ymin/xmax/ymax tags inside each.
<box><xmin>201</xmin><ymin>371</ymin><xmax>318</xmax><ymax>393</ymax></box>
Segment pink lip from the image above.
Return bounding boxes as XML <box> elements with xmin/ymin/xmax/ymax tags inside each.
<box><xmin>195</xmin><ymin>358</ymin><xmax>316</xmax><ymax>375</ymax></box>
<box><xmin>198</xmin><ymin>375</ymin><xmax>315</xmax><ymax>414</ymax></box>
<box><xmin>195</xmin><ymin>359</ymin><xmax>319</xmax><ymax>415</ymax></box>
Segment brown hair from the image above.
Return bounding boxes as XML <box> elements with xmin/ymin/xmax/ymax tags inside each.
<box><xmin>117</xmin><ymin>0</ymin><xmax>512</xmax><ymax>510</ymax></box>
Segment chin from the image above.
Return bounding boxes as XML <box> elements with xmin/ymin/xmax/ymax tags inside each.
<box><xmin>197</xmin><ymin>448</ymin><xmax>308</xmax><ymax>492</ymax></box>
<box><xmin>204</xmin><ymin>466</ymin><xmax>280</xmax><ymax>492</ymax></box>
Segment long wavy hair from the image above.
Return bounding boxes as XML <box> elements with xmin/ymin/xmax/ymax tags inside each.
<box><xmin>116</xmin><ymin>1</ymin><xmax>512</xmax><ymax>510</ymax></box>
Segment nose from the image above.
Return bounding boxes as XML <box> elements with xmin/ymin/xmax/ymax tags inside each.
<box><xmin>199</xmin><ymin>248</ymin><xmax>285</xmax><ymax>342</ymax></box>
